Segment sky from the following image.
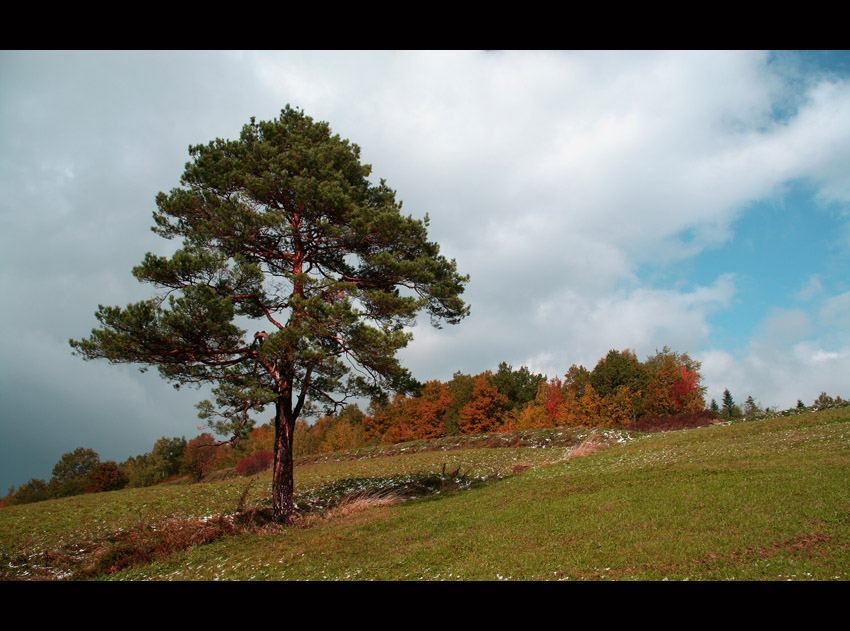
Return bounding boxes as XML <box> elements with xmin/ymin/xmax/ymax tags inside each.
<box><xmin>2</xmin><ymin>50</ymin><xmax>849</xmax><ymax>493</ymax></box>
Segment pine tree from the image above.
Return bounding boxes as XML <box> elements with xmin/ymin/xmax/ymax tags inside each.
<box><xmin>722</xmin><ymin>389</ymin><xmax>735</xmax><ymax>419</ymax></box>
<box><xmin>743</xmin><ymin>395</ymin><xmax>761</xmax><ymax>416</ymax></box>
<box><xmin>70</xmin><ymin>106</ymin><xmax>469</xmax><ymax>522</ymax></box>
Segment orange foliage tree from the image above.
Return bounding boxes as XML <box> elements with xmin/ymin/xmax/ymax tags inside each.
<box><xmin>558</xmin><ymin>364</ymin><xmax>595</xmax><ymax>426</ymax></box>
<box><xmin>458</xmin><ymin>372</ymin><xmax>508</xmax><ymax>434</ymax></box>
<box><xmin>363</xmin><ymin>394</ymin><xmax>421</xmax><ymax>445</ymax></box>
<box><xmin>409</xmin><ymin>380</ymin><xmax>453</xmax><ymax>439</ymax></box>
<box><xmin>599</xmin><ymin>385</ymin><xmax>639</xmax><ymax>426</ymax></box>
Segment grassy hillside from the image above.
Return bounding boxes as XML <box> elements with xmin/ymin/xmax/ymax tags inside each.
<box><xmin>2</xmin><ymin>409</ymin><xmax>848</xmax><ymax>580</ymax></box>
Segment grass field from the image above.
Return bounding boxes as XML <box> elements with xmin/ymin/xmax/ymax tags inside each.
<box><xmin>2</xmin><ymin>409</ymin><xmax>848</xmax><ymax>580</ymax></box>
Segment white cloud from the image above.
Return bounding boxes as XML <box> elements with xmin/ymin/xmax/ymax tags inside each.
<box><xmin>516</xmin><ymin>274</ymin><xmax>737</xmax><ymax>377</ymax></box>
<box><xmin>699</xmin><ymin>295</ymin><xmax>850</xmax><ymax>409</ymax></box>
<box><xmin>757</xmin><ymin>308</ymin><xmax>813</xmax><ymax>344</ymax></box>
<box><xmin>819</xmin><ymin>291</ymin><xmax>850</xmax><ymax>330</ymax></box>
<box><xmin>797</xmin><ymin>274</ymin><xmax>825</xmax><ymax>301</ymax></box>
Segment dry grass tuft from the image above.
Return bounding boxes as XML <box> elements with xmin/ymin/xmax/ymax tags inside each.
<box><xmin>564</xmin><ymin>433</ymin><xmax>608</xmax><ymax>461</ymax></box>
<box><xmin>298</xmin><ymin>490</ymin><xmax>403</xmax><ymax>527</ymax></box>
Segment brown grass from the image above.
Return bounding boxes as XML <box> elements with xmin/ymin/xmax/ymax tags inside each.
<box><xmin>80</xmin><ymin>515</ymin><xmax>240</xmax><ymax>578</ymax></box>
<box><xmin>298</xmin><ymin>490</ymin><xmax>403</xmax><ymax>527</ymax></box>
<box><xmin>566</xmin><ymin>433</ymin><xmax>608</xmax><ymax>459</ymax></box>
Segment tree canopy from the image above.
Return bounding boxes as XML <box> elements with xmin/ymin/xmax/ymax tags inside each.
<box><xmin>70</xmin><ymin>106</ymin><xmax>470</xmax><ymax>522</ymax></box>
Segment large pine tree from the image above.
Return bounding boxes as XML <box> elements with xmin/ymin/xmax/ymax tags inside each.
<box><xmin>70</xmin><ymin>106</ymin><xmax>469</xmax><ymax>522</ymax></box>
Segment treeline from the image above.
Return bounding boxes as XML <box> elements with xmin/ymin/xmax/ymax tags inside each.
<box><xmin>6</xmin><ymin>346</ymin><xmax>703</xmax><ymax>506</ymax></box>
<box><xmin>7</xmin><ymin>344</ymin><xmax>844</xmax><ymax>508</ymax></box>
<box><xmin>2</xmin><ymin>427</ymin><xmax>277</xmax><ymax>507</ymax></box>
<box><xmin>295</xmin><ymin>346</ymin><xmax>708</xmax><ymax>454</ymax></box>
<box><xmin>709</xmin><ymin>389</ymin><xmax>848</xmax><ymax>419</ymax></box>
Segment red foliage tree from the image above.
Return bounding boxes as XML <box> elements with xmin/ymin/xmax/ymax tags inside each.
<box><xmin>670</xmin><ymin>366</ymin><xmax>699</xmax><ymax>408</ymax></box>
<box><xmin>643</xmin><ymin>347</ymin><xmax>706</xmax><ymax>417</ymax></box>
<box><xmin>235</xmin><ymin>450</ymin><xmax>273</xmax><ymax>476</ymax></box>
<box><xmin>543</xmin><ymin>377</ymin><xmax>564</xmax><ymax>424</ymax></box>
<box><xmin>85</xmin><ymin>461</ymin><xmax>128</xmax><ymax>493</ymax></box>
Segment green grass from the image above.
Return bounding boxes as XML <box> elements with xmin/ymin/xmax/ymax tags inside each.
<box><xmin>2</xmin><ymin>410</ymin><xmax>848</xmax><ymax>580</ymax></box>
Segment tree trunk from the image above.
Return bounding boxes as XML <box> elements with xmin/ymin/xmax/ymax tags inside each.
<box><xmin>271</xmin><ymin>397</ymin><xmax>297</xmax><ymax>523</ymax></box>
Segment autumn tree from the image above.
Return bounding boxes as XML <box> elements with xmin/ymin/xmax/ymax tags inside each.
<box><xmin>643</xmin><ymin>347</ymin><xmax>705</xmax><ymax>417</ymax></box>
<box><xmin>542</xmin><ymin>377</ymin><xmax>566</xmax><ymax>424</ymax></box>
<box><xmin>4</xmin><ymin>478</ymin><xmax>52</xmax><ymax>506</ymax></box>
<box><xmin>363</xmin><ymin>393</ymin><xmax>410</xmax><ymax>444</ymax></box>
<box><xmin>319</xmin><ymin>419</ymin><xmax>367</xmax><ymax>453</ymax></box>
<box><xmin>443</xmin><ymin>371</ymin><xmax>475</xmax><ymax>436</ymax></box>
<box><xmin>305</xmin><ymin>407</ymin><xmax>369</xmax><ymax>453</ymax></box>
<box><xmin>70</xmin><ymin>106</ymin><xmax>469</xmax><ymax>522</ymax></box>
<box><xmin>458</xmin><ymin>372</ymin><xmax>508</xmax><ymax>435</ymax></box>
<box><xmin>409</xmin><ymin>380</ymin><xmax>453</xmax><ymax>439</ymax></box>
<box><xmin>313</xmin><ymin>403</ymin><xmax>369</xmax><ymax>452</ymax></box>
<box><xmin>814</xmin><ymin>392</ymin><xmax>836</xmax><ymax>407</ymax></box>
<box><xmin>120</xmin><ymin>454</ymin><xmax>161</xmax><ymax>488</ymax></box>
<box><xmin>239</xmin><ymin>422</ymin><xmax>275</xmax><ymax>456</ymax></box>
<box><xmin>181</xmin><ymin>433</ymin><xmax>221</xmax><ymax>481</ymax></box>
<box><xmin>510</xmin><ymin>376</ymin><xmax>565</xmax><ymax>430</ymax></box>
<box><xmin>85</xmin><ymin>461</ymin><xmax>128</xmax><ymax>493</ymax></box>
<box><xmin>600</xmin><ymin>385</ymin><xmax>639</xmax><ymax>426</ymax></box>
<box><xmin>558</xmin><ymin>364</ymin><xmax>592</xmax><ymax>426</ymax></box>
<box><xmin>506</xmin><ymin>380</ymin><xmax>553</xmax><ymax>431</ymax></box>
<box><xmin>293</xmin><ymin>419</ymin><xmax>321</xmax><ymax>457</ymax></box>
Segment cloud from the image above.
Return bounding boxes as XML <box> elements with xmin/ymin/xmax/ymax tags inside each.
<box><xmin>499</xmin><ymin>274</ymin><xmax>736</xmax><ymax>378</ymax></box>
<box><xmin>819</xmin><ymin>291</ymin><xmax>850</xmax><ymax>331</ymax></box>
<box><xmin>797</xmin><ymin>274</ymin><xmax>825</xmax><ymax>301</ymax></box>
<box><xmin>700</xmin><ymin>341</ymin><xmax>850</xmax><ymax>410</ymax></box>
<box><xmin>699</xmin><ymin>286</ymin><xmax>850</xmax><ymax>409</ymax></box>
<box><xmin>757</xmin><ymin>308</ymin><xmax>813</xmax><ymax>345</ymax></box>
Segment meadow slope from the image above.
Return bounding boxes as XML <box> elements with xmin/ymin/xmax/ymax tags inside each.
<box><xmin>1</xmin><ymin>409</ymin><xmax>848</xmax><ymax>581</ymax></box>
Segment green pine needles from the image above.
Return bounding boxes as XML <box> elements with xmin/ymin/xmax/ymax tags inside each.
<box><xmin>70</xmin><ymin>106</ymin><xmax>469</xmax><ymax>522</ymax></box>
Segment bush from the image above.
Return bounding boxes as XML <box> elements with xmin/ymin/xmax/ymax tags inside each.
<box><xmin>235</xmin><ymin>450</ymin><xmax>273</xmax><ymax>476</ymax></box>
<box><xmin>623</xmin><ymin>410</ymin><xmax>718</xmax><ymax>433</ymax></box>
<box><xmin>86</xmin><ymin>461</ymin><xmax>129</xmax><ymax>493</ymax></box>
